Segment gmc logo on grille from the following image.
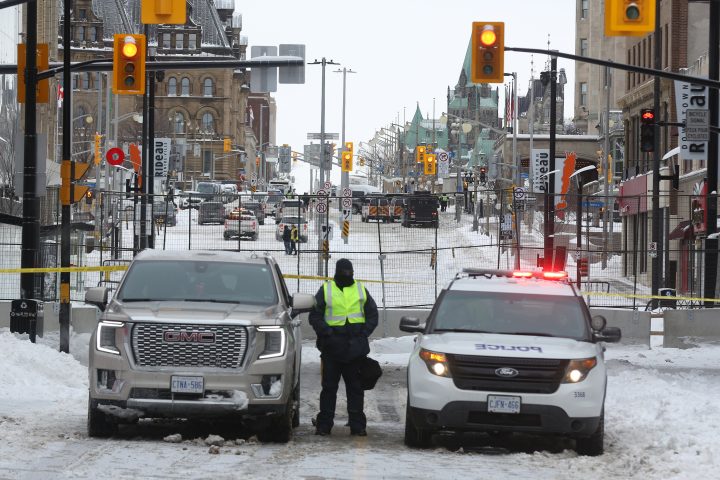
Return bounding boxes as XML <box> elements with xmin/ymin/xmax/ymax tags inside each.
<box><xmin>163</xmin><ymin>330</ymin><xmax>216</xmax><ymax>343</ymax></box>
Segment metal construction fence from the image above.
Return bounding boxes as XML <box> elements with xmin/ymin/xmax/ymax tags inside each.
<box><xmin>0</xmin><ymin>190</ymin><xmax>717</xmax><ymax>311</ymax></box>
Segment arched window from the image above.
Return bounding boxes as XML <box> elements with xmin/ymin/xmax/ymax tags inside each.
<box><xmin>167</xmin><ymin>77</ymin><xmax>177</xmax><ymax>96</ymax></box>
<box><xmin>203</xmin><ymin>78</ymin><xmax>214</xmax><ymax>97</ymax></box>
<box><xmin>181</xmin><ymin>77</ymin><xmax>190</xmax><ymax>96</ymax></box>
<box><xmin>201</xmin><ymin>112</ymin><xmax>214</xmax><ymax>132</ymax></box>
<box><xmin>173</xmin><ymin>113</ymin><xmax>185</xmax><ymax>134</ymax></box>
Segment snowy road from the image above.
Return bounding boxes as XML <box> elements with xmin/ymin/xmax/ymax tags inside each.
<box><xmin>2</xmin><ymin>331</ymin><xmax>720</xmax><ymax>479</ymax></box>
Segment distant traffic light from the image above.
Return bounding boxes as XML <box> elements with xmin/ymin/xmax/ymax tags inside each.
<box><xmin>341</xmin><ymin>151</ymin><xmax>353</xmax><ymax>172</ymax></box>
<box><xmin>94</xmin><ymin>133</ymin><xmax>102</xmax><ymax>165</ymax></box>
<box><xmin>223</xmin><ymin>138</ymin><xmax>231</xmax><ymax>152</ymax></box>
<box><xmin>416</xmin><ymin>145</ymin><xmax>426</xmax><ymax>163</ymax></box>
<box><xmin>640</xmin><ymin>108</ymin><xmax>655</xmax><ymax>153</ymax></box>
<box><xmin>424</xmin><ymin>154</ymin><xmax>436</xmax><ymax>175</ymax></box>
<box><xmin>605</xmin><ymin>0</ymin><xmax>655</xmax><ymax>36</ymax></box>
<box><xmin>113</xmin><ymin>34</ymin><xmax>146</xmax><ymax>95</ymax></box>
<box><xmin>471</xmin><ymin>22</ymin><xmax>504</xmax><ymax>84</ymax></box>
<box><xmin>85</xmin><ymin>189</ymin><xmax>94</xmax><ymax>205</ymax></box>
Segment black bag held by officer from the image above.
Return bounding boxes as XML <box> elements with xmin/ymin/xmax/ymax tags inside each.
<box><xmin>358</xmin><ymin>356</ymin><xmax>382</xmax><ymax>391</ymax></box>
<box><xmin>309</xmin><ymin>258</ymin><xmax>379</xmax><ymax>436</ymax></box>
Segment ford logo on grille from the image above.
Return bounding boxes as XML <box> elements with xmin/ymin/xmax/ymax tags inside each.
<box><xmin>163</xmin><ymin>330</ymin><xmax>216</xmax><ymax>344</ymax></box>
<box><xmin>495</xmin><ymin>367</ymin><xmax>519</xmax><ymax>378</ymax></box>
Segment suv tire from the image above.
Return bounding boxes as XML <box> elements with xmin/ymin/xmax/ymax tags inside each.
<box><xmin>87</xmin><ymin>396</ymin><xmax>117</xmax><ymax>438</ymax></box>
<box><xmin>404</xmin><ymin>398</ymin><xmax>432</xmax><ymax>448</ymax></box>
<box><xmin>575</xmin><ymin>415</ymin><xmax>604</xmax><ymax>456</ymax></box>
<box><xmin>257</xmin><ymin>396</ymin><xmax>294</xmax><ymax>443</ymax></box>
<box><xmin>291</xmin><ymin>382</ymin><xmax>300</xmax><ymax>429</ymax></box>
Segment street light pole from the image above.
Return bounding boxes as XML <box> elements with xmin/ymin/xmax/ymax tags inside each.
<box><xmin>335</xmin><ymin>67</ymin><xmax>356</xmax><ymax>200</ymax></box>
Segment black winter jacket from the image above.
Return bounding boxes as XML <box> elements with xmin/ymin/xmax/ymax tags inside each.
<box><xmin>308</xmin><ymin>282</ymin><xmax>379</xmax><ymax>362</ymax></box>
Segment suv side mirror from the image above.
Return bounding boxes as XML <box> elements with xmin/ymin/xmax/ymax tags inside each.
<box><xmin>594</xmin><ymin>326</ymin><xmax>622</xmax><ymax>343</ymax></box>
<box><xmin>291</xmin><ymin>293</ymin><xmax>315</xmax><ymax>314</ymax></box>
<box><xmin>85</xmin><ymin>287</ymin><xmax>109</xmax><ymax>311</ymax></box>
<box><xmin>399</xmin><ymin>316</ymin><xmax>425</xmax><ymax>333</ymax></box>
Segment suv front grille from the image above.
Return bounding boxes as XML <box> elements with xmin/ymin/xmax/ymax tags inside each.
<box><xmin>131</xmin><ymin>323</ymin><xmax>248</xmax><ymax>369</ymax></box>
<box><xmin>446</xmin><ymin>354</ymin><xmax>568</xmax><ymax>394</ymax></box>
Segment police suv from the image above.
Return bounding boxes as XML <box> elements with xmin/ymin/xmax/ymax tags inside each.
<box><xmin>400</xmin><ymin>268</ymin><xmax>621</xmax><ymax>455</ymax></box>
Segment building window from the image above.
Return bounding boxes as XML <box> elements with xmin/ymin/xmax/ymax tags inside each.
<box><xmin>581</xmin><ymin>0</ymin><xmax>589</xmax><ymax>19</ymax></box>
<box><xmin>188</xmin><ymin>34</ymin><xmax>197</xmax><ymax>50</ymax></box>
<box><xmin>580</xmin><ymin>38</ymin><xmax>588</xmax><ymax>57</ymax></box>
<box><xmin>168</xmin><ymin>77</ymin><xmax>177</xmax><ymax>96</ymax></box>
<box><xmin>175</xmin><ymin>33</ymin><xmax>184</xmax><ymax>50</ymax></box>
<box><xmin>579</xmin><ymin>82</ymin><xmax>587</xmax><ymax>106</ymax></box>
<box><xmin>203</xmin><ymin>78</ymin><xmax>214</xmax><ymax>97</ymax></box>
<box><xmin>173</xmin><ymin>113</ymin><xmax>185</xmax><ymax>134</ymax></box>
<box><xmin>81</xmin><ymin>73</ymin><xmax>90</xmax><ymax>90</ymax></box>
<box><xmin>77</xmin><ymin>26</ymin><xmax>85</xmax><ymax>42</ymax></box>
<box><xmin>78</xmin><ymin>9</ymin><xmax>86</xmax><ymax>20</ymax></box>
<box><xmin>203</xmin><ymin>150</ymin><xmax>212</xmax><ymax>175</ymax></box>
<box><xmin>72</xmin><ymin>74</ymin><xmax>78</xmax><ymax>90</ymax></box>
<box><xmin>201</xmin><ymin>112</ymin><xmax>214</xmax><ymax>132</ymax></box>
<box><xmin>162</xmin><ymin>33</ymin><xmax>171</xmax><ymax>49</ymax></box>
<box><xmin>89</xmin><ymin>27</ymin><xmax>97</xmax><ymax>42</ymax></box>
<box><xmin>181</xmin><ymin>77</ymin><xmax>190</xmax><ymax>96</ymax></box>
<box><xmin>664</xmin><ymin>24</ymin><xmax>669</xmax><ymax>68</ymax></box>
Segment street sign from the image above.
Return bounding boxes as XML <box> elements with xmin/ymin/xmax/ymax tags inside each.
<box><xmin>316</xmin><ymin>202</ymin><xmax>327</xmax><ymax>214</ymax></box>
<box><xmin>258</xmin><ymin>178</ymin><xmax>265</xmax><ymax>186</ymax></box>
<box><xmin>649</xmin><ymin>241</ymin><xmax>658</xmax><ymax>258</ymax></box>
<box><xmin>250</xmin><ymin>46</ymin><xmax>278</xmax><ymax>93</ymax></box>
<box><xmin>685</xmin><ymin>109</ymin><xmax>709</xmax><ymax>142</ymax></box>
<box><xmin>342</xmin><ymin>187</ymin><xmax>352</xmax><ymax>197</ymax></box>
<box><xmin>342</xmin><ymin>198</ymin><xmax>352</xmax><ymax>208</ymax></box>
<box><xmin>106</xmin><ymin>147</ymin><xmax>125</xmax><ymax>166</ymax></box>
<box><xmin>513</xmin><ymin>187</ymin><xmax>526</xmax><ymax>201</ymax></box>
<box><xmin>438</xmin><ymin>152</ymin><xmax>449</xmax><ymax>161</ymax></box>
<box><xmin>307</xmin><ymin>132</ymin><xmax>339</xmax><ymax>140</ymax></box>
<box><xmin>317</xmin><ymin>189</ymin><xmax>327</xmax><ymax>197</ymax></box>
<box><xmin>324</xmin><ymin>181</ymin><xmax>332</xmax><ymax>190</ymax></box>
<box><xmin>581</xmin><ymin>201</ymin><xmax>605</xmax><ymax>208</ymax></box>
<box><xmin>342</xmin><ymin>208</ymin><xmax>351</xmax><ymax>220</ymax></box>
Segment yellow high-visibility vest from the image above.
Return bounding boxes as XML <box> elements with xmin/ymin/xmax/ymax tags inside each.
<box><xmin>323</xmin><ymin>280</ymin><xmax>366</xmax><ymax>326</ymax></box>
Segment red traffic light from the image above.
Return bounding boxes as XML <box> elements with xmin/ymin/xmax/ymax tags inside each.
<box><xmin>641</xmin><ymin>109</ymin><xmax>655</xmax><ymax>122</ymax></box>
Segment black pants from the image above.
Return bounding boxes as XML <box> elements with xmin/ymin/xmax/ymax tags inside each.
<box><xmin>317</xmin><ymin>355</ymin><xmax>366</xmax><ymax>432</ymax></box>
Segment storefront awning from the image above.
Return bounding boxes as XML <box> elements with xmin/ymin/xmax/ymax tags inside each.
<box><xmin>668</xmin><ymin>220</ymin><xmax>693</xmax><ymax>240</ymax></box>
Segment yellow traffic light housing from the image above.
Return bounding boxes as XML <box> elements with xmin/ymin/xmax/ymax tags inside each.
<box><xmin>471</xmin><ymin>22</ymin><xmax>505</xmax><ymax>84</ymax></box>
<box><xmin>424</xmin><ymin>154</ymin><xmax>437</xmax><ymax>175</ymax></box>
<box><xmin>341</xmin><ymin>151</ymin><xmax>353</xmax><ymax>172</ymax></box>
<box><xmin>223</xmin><ymin>138</ymin><xmax>231</xmax><ymax>152</ymax></box>
<box><xmin>60</xmin><ymin>161</ymin><xmax>91</xmax><ymax>205</ymax></box>
<box><xmin>359</xmin><ymin>157</ymin><xmax>365</xmax><ymax>167</ymax></box>
<box><xmin>113</xmin><ymin>34</ymin><xmax>146</xmax><ymax>95</ymax></box>
<box><xmin>416</xmin><ymin>145</ymin><xmax>426</xmax><ymax>163</ymax></box>
<box><xmin>345</xmin><ymin>141</ymin><xmax>354</xmax><ymax>155</ymax></box>
<box><xmin>141</xmin><ymin>0</ymin><xmax>187</xmax><ymax>25</ymax></box>
<box><xmin>605</xmin><ymin>0</ymin><xmax>655</xmax><ymax>36</ymax></box>
<box><xmin>94</xmin><ymin>133</ymin><xmax>102</xmax><ymax>165</ymax></box>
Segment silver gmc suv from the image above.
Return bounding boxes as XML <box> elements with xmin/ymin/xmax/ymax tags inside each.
<box><xmin>84</xmin><ymin>250</ymin><xmax>315</xmax><ymax>442</ymax></box>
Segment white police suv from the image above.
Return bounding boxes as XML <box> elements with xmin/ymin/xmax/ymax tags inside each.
<box><xmin>400</xmin><ymin>269</ymin><xmax>621</xmax><ymax>455</ymax></box>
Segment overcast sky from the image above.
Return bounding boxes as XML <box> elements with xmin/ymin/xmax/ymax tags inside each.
<box><xmin>236</xmin><ymin>0</ymin><xmax>577</xmax><ymax>153</ymax></box>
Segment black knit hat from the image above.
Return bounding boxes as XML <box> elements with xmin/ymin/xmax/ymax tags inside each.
<box><xmin>335</xmin><ymin>258</ymin><xmax>354</xmax><ymax>274</ymax></box>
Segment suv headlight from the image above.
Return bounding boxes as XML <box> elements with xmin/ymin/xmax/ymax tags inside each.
<box><xmin>562</xmin><ymin>357</ymin><xmax>597</xmax><ymax>383</ymax></box>
<box><xmin>419</xmin><ymin>348</ymin><xmax>451</xmax><ymax>377</ymax></box>
<box><xmin>258</xmin><ymin>326</ymin><xmax>286</xmax><ymax>359</ymax></box>
<box><xmin>96</xmin><ymin>320</ymin><xmax>124</xmax><ymax>355</ymax></box>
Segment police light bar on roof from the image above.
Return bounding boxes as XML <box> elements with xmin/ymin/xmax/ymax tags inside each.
<box><xmin>459</xmin><ymin>268</ymin><xmax>568</xmax><ymax>281</ymax></box>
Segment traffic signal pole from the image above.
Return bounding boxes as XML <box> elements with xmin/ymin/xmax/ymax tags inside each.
<box><xmin>704</xmin><ymin>0</ymin><xmax>719</xmax><ymax>306</ymax></box>
<box><xmin>651</xmin><ymin>0</ymin><xmax>662</xmax><ymax>308</ymax></box>
<box><xmin>20</xmin><ymin>0</ymin><xmax>40</xmax><ymax>341</ymax></box>
<box><xmin>543</xmin><ymin>54</ymin><xmax>557</xmax><ymax>271</ymax></box>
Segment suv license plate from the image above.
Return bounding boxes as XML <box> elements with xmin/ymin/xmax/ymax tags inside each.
<box><xmin>171</xmin><ymin>376</ymin><xmax>204</xmax><ymax>394</ymax></box>
<box><xmin>487</xmin><ymin>395</ymin><xmax>521</xmax><ymax>414</ymax></box>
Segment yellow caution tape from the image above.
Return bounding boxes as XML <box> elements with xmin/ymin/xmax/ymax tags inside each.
<box><xmin>0</xmin><ymin>265</ymin><xmax>129</xmax><ymax>274</ymax></box>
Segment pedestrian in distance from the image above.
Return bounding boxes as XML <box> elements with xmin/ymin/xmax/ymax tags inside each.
<box><xmin>309</xmin><ymin>259</ymin><xmax>379</xmax><ymax>437</ymax></box>
<box><xmin>289</xmin><ymin>224</ymin><xmax>299</xmax><ymax>255</ymax></box>
<box><xmin>282</xmin><ymin>225</ymin><xmax>292</xmax><ymax>255</ymax></box>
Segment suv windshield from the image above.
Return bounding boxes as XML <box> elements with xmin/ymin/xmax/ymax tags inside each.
<box><xmin>430</xmin><ymin>291</ymin><xmax>589</xmax><ymax>340</ymax></box>
<box><xmin>197</xmin><ymin>183</ymin><xmax>217</xmax><ymax>194</ymax></box>
<box><xmin>116</xmin><ymin>260</ymin><xmax>278</xmax><ymax>306</ymax></box>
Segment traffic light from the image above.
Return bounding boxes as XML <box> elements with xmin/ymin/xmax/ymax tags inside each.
<box><xmin>415</xmin><ymin>145</ymin><xmax>426</xmax><ymax>163</ymax></box>
<box><xmin>141</xmin><ymin>0</ymin><xmax>186</xmax><ymax>25</ymax></box>
<box><xmin>256</xmin><ymin>156</ymin><xmax>261</xmax><ymax>167</ymax></box>
<box><xmin>113</xmin><ymin>34</ymin><xmax>146</xmax><ymax>95</ymax></box>
<box><xmin>292</xmin><ymin>152</ymin><xmax>298</xmax><ymax>162</ymax></box>
<box><xmin>94</xmin><ymin>133</ymin><xmax>102</xmax><ymax>165</ymax></box>
<box><xmin>424</xmin><ymin>154</ymin><xmax>436</xmax><ymax>175</ymax></box>
<box><xmin>605</xmin><ymin>0</ymin><xmax>656</xmax><ymax>36</ymax></box>
<box><xmin>341</xmin><ymin>151</ymin><xmax>353</xmax><ymax>172</ymax></box>
<box><xmin>60</xmin><ymin>161</ymin><xmax>91</xmax><ymax>205</ymax></box>
<box><xmin>85</xmin><ymin>189</ymin><xmax>94</xmax><ymax>205</ymax></box>
<box><xmin>578</xmin><ymin>257</ymin><xmax>589</xmax><ymax>277</ymax></box>
<box><xmin>471</xmin><ymin>22</ymin><xmax>504</xmax><ymax>84</ymax></box>
<box><xmin>223</xmin><ymin>138</ymin><xmax>231</xmax><ymax>152</ymax></box>
<box><xmin>359</xmin><ymin>157</ymin><xmax>365</xmax><ymax>167</ymax></box>
<box><xmin>345</xmin><ymin>141</ymin><xmax>354</xmax><ymax>156</ymax></box>
<box><xmin>479</xmin><ymin>167</ymin><xmax>487</xmax><ymax>184</ymax></box>
<box><xmin>640</xmin><ymin>108</ymin><xmax>655</xmax><ymax>152</ymax></box>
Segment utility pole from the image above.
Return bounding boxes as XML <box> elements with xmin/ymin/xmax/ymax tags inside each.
<box><xmin>650</xmin><ymin>0</ymin><xmax>662</xmax><ymax>307</ymax></box>
<box><xmin>602</xmin><ymin>66</ymin><xmax>611</xmax><ymax>269</ymax></box>
<box><xmin>705</xmin><ymin>0</ymin><xmax>719</xmax><ymax>305</ymax></box>
<box><xmin>335</xmin><ymin>67</ymin><xmax>355</xmax><ymax>202</ymax></box>
<box><xmin>309</xmin><ymin>58</ymin><xmax>339</xmax><ymax>276</ymax></box>
<box><xmin>544</xmin><ymin>54</ymin><xmax>558</xmax><ymax>271</ymax></box>
<box><xmin>139</xmin><ymin>25</ymin><xmax>149</xmax><ymax>251</ymax></box>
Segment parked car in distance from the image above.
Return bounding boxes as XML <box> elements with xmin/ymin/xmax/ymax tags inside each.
<box><xmin>361</xmin><ymin>195</ymin><xmax>391</xmax><ymax>223</ymax></box>
<box><xmin>224</xmin><ymin>209</ymin><xmax>258</xmax><ymax>240</ymax></box>
<box><xmin>401</xmin><ymin>192</ymin><xmax>439</xmax><ymax>228</ymax></box>
<box><xmin>265</xmin><ymin>190</ymin><xmax>285</xmax><ymax>217</ymax></box>
<box><xmin>195</xmin><ymin>181</ymin><xmax>223</xmax><ymax>202</ymax></box>
<box><xmin>152</xmin><ymin>200</ymin><xmax>177</xmax><ymax>226</ymax></box>
<box><xmin>241</xmin><ymin>200</ymin><xmax>266</xmax><ymax>225</ymax></box>
<box><xmin>197</xmin><ymin>201</ymin><xmax>226</xmax><ymax>225</ymax></box>
<box><xmin>275</xmin><ymin>216</ymin><xmax>308</xmax><ymax>243</ymax></box>
<box><xmin>350</xmin><ymin>184</ymin><xmax>381</xmax><ymax>214</ymax></box>
<box><xmin>276</xmin><ymin>199</ymin><xmax>306</xmax><ymax>223</ymax></box>
<box><xmin>389</xmin><ymin>195</ymin><xmax>406</xmax><ymax>222</ymax></box>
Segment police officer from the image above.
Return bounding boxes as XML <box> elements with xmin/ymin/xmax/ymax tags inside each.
<box><xmin>309</xmin><ymin>259</ymin><xmax>379</xmax><ymax>436</ymax></box>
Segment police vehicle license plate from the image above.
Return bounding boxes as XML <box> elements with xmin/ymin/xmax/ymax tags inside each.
<box><xmin>487</xmin><ymin>395</ymin><xmax>521</xmax><ymax>414</ymax></box>
<box><xmin>171</xmin><ymin>376</ymin><xmax>204</xmax><ymax>394</ymax></box>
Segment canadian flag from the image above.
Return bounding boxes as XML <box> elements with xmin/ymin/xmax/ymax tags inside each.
<box><xmin>57</xmin><ymin>85</ymin><xmax>64</xmax><ymax>109</ymax></box>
